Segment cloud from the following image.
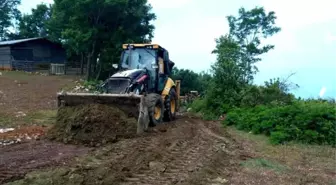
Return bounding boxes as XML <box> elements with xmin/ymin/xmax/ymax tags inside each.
<box><xmin>259</xmin><ymin>0</ymin><xmax>336</xmax><ymax>53</ymax></box>
<box><xmin>19</xmin><ymin>0</ymin><xmax>53</xmax><ymax>14</ymax></box>
<box><xmin>319</xmin><ymin>87</ymin><xmax>327</xmax><ymax>98</ymax></box>
<box><xmin>261</xmin><ymin>0</ymin><xmax>336</xmax><ymax>29</ymax></box>
<box><xmin>147</xmin><ymin>0</ymin><xmax>192</xmax><ymax>9</ymax></box>
<box><xmin>152</xmin><ymin>16</ymin><xmax>227</xmax><ymax>53</ymax></box>
<box><xmin>41</xmin><ymin>0</ymin><xmax>53</xmax><ymax>4</ymax></box>
<box><xmin>324</xmin><ymin>32</ymin><xmax>336</xmax><ymax>44</ymax></box>
<box><xmin>151</xmin><ymin>15</ymin><xmax>228</xmax><ymax>71</ymax></box>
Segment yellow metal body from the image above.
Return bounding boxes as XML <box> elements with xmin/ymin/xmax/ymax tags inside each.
<box><xmin>122</xmin><ymin>43</ymin><xmax>160</xmax><ymax>49</ymax></box>
<box><xmin>161</xmin><ymin>78</ymin><xmax>181</xmax><ymax>111</ymax></box>
<box><xmin>162</xmin><ymin>78</ymin><xmax>175</xmax><ymax>97</ymax></box>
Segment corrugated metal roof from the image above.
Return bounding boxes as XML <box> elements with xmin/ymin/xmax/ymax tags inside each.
<box><xmin>0</xmin><ymin>37</ymin><xmax>44</xmax><ymax>46</ymax></box>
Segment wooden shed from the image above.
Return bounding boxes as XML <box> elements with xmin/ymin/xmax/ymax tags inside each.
<box><xmin>0</xmin><ymin>37</ymin><xmax>66</xmax><ymax>71</ymax></box>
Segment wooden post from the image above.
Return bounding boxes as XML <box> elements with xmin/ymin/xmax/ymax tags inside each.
<box><xmin>137</xmin><ymin>95</ymin><xmax>149</xmax><ymax>134</ymax></box>
<box><xmin>175</xmin><ymin>80</ymin><xmax>181</xmax><ymax>111</ymax></box>
<box><xmin>64</xmin><ymin>60</ymin><xmax>67</xmax><ymax>75</ymax></box>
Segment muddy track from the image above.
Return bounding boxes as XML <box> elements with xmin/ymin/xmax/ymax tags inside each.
<box><xmin>121</xmin><ymin>121</ymin><xmax>223</xmax><ymax>184</ymax></box>
<box><xmin>0</xmin><ymin>141</ymin><xmax>90</xmax><ymax>184</ymax></box>
<box><xmin>93</xmin><ymin>116</ymin><xmax>248</xmax><ymax>185</ymax></box>
<box><xmin>0</xmin><ymin>116</ymin><xmax>249</xmax><ymax>185</ymax></box>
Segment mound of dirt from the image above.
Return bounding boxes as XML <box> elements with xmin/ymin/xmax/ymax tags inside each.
<box><xmin>46</xmin><ymin>104</ymin><xmax>137</xmax><ymax>146</ymax></box>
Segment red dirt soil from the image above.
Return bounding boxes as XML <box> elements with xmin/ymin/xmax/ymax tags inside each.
<box><xmin>0</xmin><ymin>116</ymin><xmax>248</xmax><ymax>185</ymax></box>
<box><xmin>104</xmin><ymin>116</ymin><xmax>248</xmax><ymax>185</ymax></box>
<box><xmin>0</xmin><ymin>125</ymin><xmax>49</xmax><ymax>145</ymax></box>
<box><xmin>0</xmin><ymin>140</ymin><xmax>90</xmax><ymax>184</ymax></box>
<box><xmin>0</xmin><ymin>72</ymin><xmax>78</xmax><ymax>117</ymax></box>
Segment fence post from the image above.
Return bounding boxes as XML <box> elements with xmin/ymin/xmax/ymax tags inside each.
<box><xmin>64</xmin><ymin>60</ymin><xmax>67</xmax><ymax>75</ymax></box>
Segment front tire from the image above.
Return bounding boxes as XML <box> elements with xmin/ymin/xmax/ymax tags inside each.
<box><xmin>164</xmin><ymin>88</ymin><xmax>177</xmax><ymax>121</ymax></box>
<box><xmin>146</xmin><ymin>93</ymin><xmax>164</xmax><ymax>127</ymax></box>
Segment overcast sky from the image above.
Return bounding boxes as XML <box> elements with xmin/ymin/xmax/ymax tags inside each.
<box><xmin>19</xmin><ymin>0</ymin><xmax>336</xmax><ymax>99</ymax></box>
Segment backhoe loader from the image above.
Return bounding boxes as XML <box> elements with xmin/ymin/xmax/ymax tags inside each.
<box><xmin>57</xmin><ymin>44</ymin><xmax>181</xmax><ymax>134</ymax></box>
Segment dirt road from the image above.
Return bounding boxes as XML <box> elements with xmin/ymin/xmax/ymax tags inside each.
<box><xmin>0</xmin><ymin>141</ymin><xmax>90</xmax><ymax>184</ymax></box>
<box><xmin>0</xmin><ymin>116</ymin><xmax>249</xmax><ymax>185</ymax></box>
<box><xmin>0</xmin><ymin>72</ymin><xmax>77</xmax><ymax>116</ymax></box>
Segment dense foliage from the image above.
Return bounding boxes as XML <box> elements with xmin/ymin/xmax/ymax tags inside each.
<box><xmin>224</xmin><ymin>100</ymin><xmax>336</xmax><ymax>146</ymax></box>
<box><xmin>188</xmin><ymin>7</ymin><xmax>335</xmax><ymax>146</ymax></box>
<box><xmin>203</xmin><ymin>7</ymin><xmax>281</xmax><ymax>114</ymax></box>
<box><xmin>171</xmin><ymin>67</ymin><xmax>211</xmax><ymax>96</ymax></box>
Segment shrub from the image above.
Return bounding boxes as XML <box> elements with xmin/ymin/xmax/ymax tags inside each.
<box><xmin>190</xmin><ymin>98</ymin><xmax>207</xmax><ymax>113</ymax></box>
<box><xmin>189</xmin><ymin>98</ymin><xmax>222</xmax><ymax>120</ymax></box>
<box><xmin>83</xmin><ymin>80</ymin><xmax>104</xmax><ymax>92</ymax></box>
<box><xmin>223</xmin><ymin>100</ymin><xmax>336</xmax><ymax>146</ymax></box>
<box><xmin>240</xmin><ymin>85</ymin><xmax>295</xmax><ymax>107</ymax></box>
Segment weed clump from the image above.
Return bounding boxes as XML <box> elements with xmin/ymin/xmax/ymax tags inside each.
<box><xmin>47</xmin><ymin>104</ymin><xmax>137</xmax><ymax>146</ymax></box>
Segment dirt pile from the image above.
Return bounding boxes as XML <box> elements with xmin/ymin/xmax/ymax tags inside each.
<box><xmin>46</xmin><ymin>104</ymin><xmax>137</xmax><ymax>146</ymax></box>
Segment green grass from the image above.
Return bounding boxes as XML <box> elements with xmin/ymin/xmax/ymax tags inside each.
<box><xmin>0</xmin><ymin>114</ymin><xmax>15</xmax><ymax>127</ymax></box>
<box><xmin>23</xmin><ymin>110</ymin><xmax>57</xmax><ymax>126</ymax></box>
<box><xmin>223</xmin><ymin>126</ymin><xmax>336</xmax><ymax>185</ymax></box>
<box><xmin>241</xmin><ymin>158</ymin><xmax>289</xmax><ymax>173</ymax></box>
<box><xmin>0</xmin><ymin>110</ymin><xmax>57</xmax><ymax>128</ymax></box>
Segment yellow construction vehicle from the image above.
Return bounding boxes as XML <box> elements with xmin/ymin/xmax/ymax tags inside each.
<box><xmin>57</xmin><ymin>44</ymin><xmax>181</xmax><ymax>133</ymax></box>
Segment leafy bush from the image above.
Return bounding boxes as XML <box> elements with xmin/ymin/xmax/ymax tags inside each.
<box><xmin>189</xmin><ymin>98</ymin><xmax>220</xmax><ymax>120</ymax></box>
<box><xmin>189</xmin><ymin>98</ymin><xmax>206</xmax><ymax>112</ymax></box>
<box><xmin>224</xmin><ymin>100</ymin><xmax>336</xmax><ymax>146</ymax></box>
<box><xmin>83</xmin><ymin>80</ymin><xmax>104</xmax><ymax>92</ymax></box>
<box><xmin>240</xmin><ymin>82</ymin><xmax>296</xmax><ymax>108</ymax></box>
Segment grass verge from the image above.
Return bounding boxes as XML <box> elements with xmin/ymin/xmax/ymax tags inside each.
<box><xmin>0</xmin><ymin>110</ymin><xmax>56</xmax><ymax>128</ymax></box>
<box><xmin>227</xmin><ymin>126</ymin><xmax>336</xmax><ymax>185</ymax></box>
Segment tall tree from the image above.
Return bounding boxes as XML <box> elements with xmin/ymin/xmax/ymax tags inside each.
<box><xmin>50</xmin><ymin>0</ymin><xmax>156</xmax><ymax>80</ymax></box>
<box><xmin>16</xmin><ymin>3</ymin><xmax>52</xmax><ymax>39</ymax></box>
<box><xmin>0</xmin><ymin>0</ymin><xmax>21</xmax><ymax>40</ymax></box>
<box><xmin>171</xmin><ymin>67</ymin><xmax>212</xmax><ymax>95</ymax></box>
<box><xmin>205</xmin><ymin>6</ymin><xmax>281</xmax><ymax>114</ymax></box>
<box><xmin>226</xmin><ymin>7</ymin><xmax>281</xmax><ymax>83</ymax></box>
<box><xmin>171</xmin><ymin>67</ymin><xmax>201</xmax><ymax>95</ymax></box>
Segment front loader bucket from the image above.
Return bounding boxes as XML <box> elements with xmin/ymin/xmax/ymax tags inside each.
<box><xmin>56</xmin><ymin>92</ymin><xmax>149</xmax><ymax>134</ymax></box>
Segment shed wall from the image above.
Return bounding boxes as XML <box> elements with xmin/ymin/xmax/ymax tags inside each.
<box><xmin>0</xmin><ymin>46</ymin><xmax>12</xmax><ymax>70</ymax></box>
<box><xmin>11</xmin><ymin>39</ymin><xmax>66</xmax><ymax>63</ymax></box>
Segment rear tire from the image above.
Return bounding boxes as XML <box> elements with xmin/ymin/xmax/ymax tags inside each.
<box><xmin>164</xmin><ymin>88</ymin><xmax>177</xmax><ymax>121</ymax></box>
<box><xmin>146</xmin><ymin>93</ymin><xmax>164</xmax><ymax>127</ymax></box>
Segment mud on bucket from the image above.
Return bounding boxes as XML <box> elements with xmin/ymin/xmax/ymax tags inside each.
<box><xmin>47</xmin><ymin>92</ymin><xmax>149</xmax><ymax>146</ymax></box>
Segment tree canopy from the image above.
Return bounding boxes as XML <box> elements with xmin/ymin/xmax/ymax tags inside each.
<box><xmin>49</xmin><ymin>0</ymin><xmax>156</xmax><ymax>80</ymax></box>
<box><xmin>0</xmin><ymin>0</ymin><xmax>21</xmax><ymax>40</ymax></box>
<box><xmin>171</xmin><ymin>67</ymin><xmax>211</xmax><ymax>96</ymax></box>
<box><xmin>204</xmin><ymin>6</ymin><xmax>282</xmax><ymax>114</ymax></box>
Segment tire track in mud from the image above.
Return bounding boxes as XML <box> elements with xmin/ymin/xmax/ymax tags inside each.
<box><xmin>0</xmin><ymin>116</ymin><xmax>247</xmax><ymax>185</ymax></box>
<box><xmin>113</xmin><ymin>117</ymin><xmax>242</xmax><ymax>185</ymax></box>
<box><xmin>0</xmin><ymin>141</ymin><xmax>90</xmax><ymax>184</ymax></box>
